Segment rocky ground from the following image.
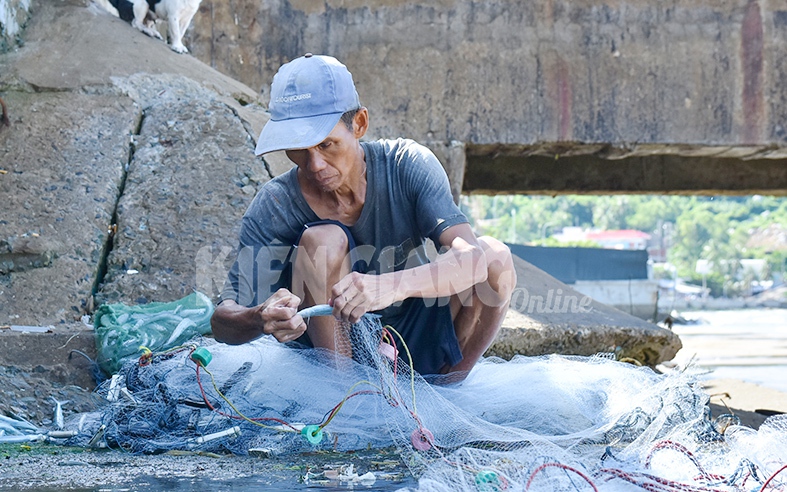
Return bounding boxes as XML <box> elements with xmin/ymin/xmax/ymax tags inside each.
<box><xmin>0</xmin><ymin>442</ymin><xmax>413</xmax><ymax>490</ymax></box>
<box><xmin>0</xmin><ymin>365</ymin><xmax>97</xmax><ymax>428</ymax></box>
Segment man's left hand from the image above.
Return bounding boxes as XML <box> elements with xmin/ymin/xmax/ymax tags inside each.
<box><xmin>331</xmin><ymin>272</ymin><xmax>398</xmax><ymax>323</ymax></box>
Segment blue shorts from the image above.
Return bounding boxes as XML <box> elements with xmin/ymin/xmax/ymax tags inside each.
<box><xmin>286</xmin><ymin>220</ymin><xmax>463</xmax><ymax>376</ymax></box>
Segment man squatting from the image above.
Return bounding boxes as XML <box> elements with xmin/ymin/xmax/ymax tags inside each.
<box><xmin>211</xmin><ymin>54</ymin><xmax>516</xmax><ymax>380</ymax></box>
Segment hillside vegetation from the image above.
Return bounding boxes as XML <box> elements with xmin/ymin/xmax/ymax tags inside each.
<box><xmin>461</xmin><ymin>195</ymin><xmax>787</xmax><ymax>296</ymax></box>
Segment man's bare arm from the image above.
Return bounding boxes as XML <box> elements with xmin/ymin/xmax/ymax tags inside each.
<box><xmin>331</xmin><ymin>223</ymin><xmax>487</xmax><ymax>322</ymax></box>
<box><xmin>397</xmin><ymin>223</ymin><xmax>488</xmax><ymax>299</ymax></box>
<box><xmin>211</xmin><ymin>289</ymin><xmax>307</xmax><ymax>344</ymax></box>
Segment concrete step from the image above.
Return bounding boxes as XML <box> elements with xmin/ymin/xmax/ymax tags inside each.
<box><xmin>488</xmin><ymin>257</ymin><xmax>681</xmax><ymax>366</ymax></box>
<box><xmin>0</xmin><ymin>323</ymin><xmax>97</xmax><ymax>389</ymax></box>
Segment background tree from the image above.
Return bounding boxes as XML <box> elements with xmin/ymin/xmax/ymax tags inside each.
<box><xmin>461</xmin><ymin>194</ymin><xmax>787</xmax><ymax>294</ymax></box>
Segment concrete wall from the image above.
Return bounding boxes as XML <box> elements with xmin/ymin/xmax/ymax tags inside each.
<box><xmin>188</xmin><ymin>0</ymin><xmax>780</xmax><ymax>147</ymax></box>
<box><xmin>186</xmin><ymin>0</ymin><xmax>787</xmax><ymax>194</ymax></box>
<box><xmin>573</xmin><ymin>279</ymin><xmax>660</xmax><ymax>320</ymax></box>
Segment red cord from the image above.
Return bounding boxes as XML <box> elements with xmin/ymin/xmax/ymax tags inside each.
<box><xmin>760</xmin><ymin>464</ymin><xmax>787</xmax><ymax>492</ymax></box>
<box><xmin>598</xmin><ymin>468</ymin><xmax>729</xmax><ymax>492</ymax></box>
<box><xmin>525</xmin><ymin>463</ymin><xmax>599</xmax><ymax>492</ymax></box>
<box><xmin>646</xmin><ymin>440</ymin><xmax>724</xmax><ymax>482</ymax></box>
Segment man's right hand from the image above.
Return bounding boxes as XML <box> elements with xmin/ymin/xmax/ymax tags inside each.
<box><xmin>211</xmin><ymin>289</ymin><xmax>307</xmax><ymax>345</ymax></box>
<box><xmin>255</xmin><ymin>288</ymin><xmax>307</xmax><ymax>343</ymax></box>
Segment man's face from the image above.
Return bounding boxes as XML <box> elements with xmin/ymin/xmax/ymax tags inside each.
<box><xmin>286</xmin><ymin>120</ymin><xmax>360</xmax><ymax>193</ymax></box>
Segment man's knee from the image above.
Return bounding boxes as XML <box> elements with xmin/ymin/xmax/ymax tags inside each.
<box><xmin>473</xmin><ymin>236</ymin><xmax>516</xmax><ymax>306</ymax></box>
<box><xmin>293</xmin><ymin>225</ymin><xmax>353</xmax><ymax>302</ymax></box>
<box><xmin>297</xmin><ymin>224</ymin><xmax>351</xmax><ymax>267</ymax></box>
<box><xmin>479</xmin><ymin>237</ymin><xmax>516</xmax><ymax>286</ymax></box>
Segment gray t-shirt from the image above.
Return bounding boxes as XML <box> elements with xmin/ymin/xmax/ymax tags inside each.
<box><xmin>221</xmin><ymin>138</ymin><xmax>468</xmax><ymax>312</ymax></box>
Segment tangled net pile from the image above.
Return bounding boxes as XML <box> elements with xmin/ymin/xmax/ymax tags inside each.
<box><xmin>63</xmin><ymin>312</ymin><xmax>787</xmax><ymax>492</ymax></box>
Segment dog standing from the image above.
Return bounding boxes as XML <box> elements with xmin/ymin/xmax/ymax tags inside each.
<box><xmin>95</xmin><ymin>0</ymin><xmax>201</xmax><ymax>54</ymax></box>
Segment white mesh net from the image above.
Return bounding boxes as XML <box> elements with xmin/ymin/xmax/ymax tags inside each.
<box><xmin>64</xmin><ymin>313</ymin><xmax>787</xmax><ymax>491</ymax></box>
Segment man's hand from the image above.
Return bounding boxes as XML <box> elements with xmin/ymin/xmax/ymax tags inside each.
<box><xmin>331</xmin><ymin>272</ymin><xmax>399</xmax><ymax>323</ymax></box>
<box><xmin>211</xmin><ymin>289</ymin><xmax>307</xmax><ymax>345</ymax></box>
<box><xmin>327</xmin><ymin>224</ymin><xmax>488</xmax><ymax>325</ymax></box>
<box><xmin>255</xmin><ymin>288</ymin><xmax>307</xmax><ymax>343</ymax></box>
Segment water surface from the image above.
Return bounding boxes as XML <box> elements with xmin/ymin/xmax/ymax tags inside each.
<box><xmin>671</xmin><ymin>308</ymin><xmax>787</xmax><ymax>393</ymax></box>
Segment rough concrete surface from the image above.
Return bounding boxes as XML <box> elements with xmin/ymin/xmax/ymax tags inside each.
<box><xmin>0</xmin><ymin>0</ymin><xmax>276</xmax><ymax>323</ymax></box>
<box><xmin>181</xmin><ymin>0</ymin><xmax>787</xmax><ymax>195</ymax></box>
<box><xmin>95</xmin><ymin>74</ymin><xmax>263</xmax><ymax>306</ymax></box>
<box><xmin>0</xmin><ymin>91</ymin><xmax>137</xmax><ymax>326</ymax></box>
<box><xmin>495</xmin><ymin>257</ymin><xmax>681</xmax><ymax>366</ymax></box>
<box><xmin>3</xmin><ymin>0</ymin><xmax>255</xmax><ymax>99</ymax></box>
<box><xmin>0</xmin><ymin>362</ymin><xmax>97</xmax><ymax>428</ymax></box>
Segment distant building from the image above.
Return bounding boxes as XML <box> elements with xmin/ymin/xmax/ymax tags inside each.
<box><xmin>552</xmin><ymin>227</ymin><xmax>587</xmax><ymax>243</ymax></box>
<box><xmin>585</xmin><ymin>230</ymin><xmax>651</xmax><ymax>250</ymax></box>
<box><xmin>552</xmin><ymin>227</ymin><xmax>651</xmax><ymax>250</ymax></box>
<box><xmin>745</xmin><ymin>224</ymin><xmax>787</xmax><ymax>253</ymax></box>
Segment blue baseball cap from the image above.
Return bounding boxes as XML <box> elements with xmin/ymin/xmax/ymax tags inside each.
<box><xmin>255</xmin><ymin>54</ymin><xmax>361</xmax><ymax>155</ymax></box>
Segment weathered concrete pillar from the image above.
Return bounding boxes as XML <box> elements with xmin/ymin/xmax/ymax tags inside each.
<box><xmin>425</xmin><ymin>140</ymin><xmax>466</xmax><ymax>202</ymax></box>
<box><xmin>0</xmin><ymin>0</ymin><xmax>267</xmax><ymax>324</ymax></box>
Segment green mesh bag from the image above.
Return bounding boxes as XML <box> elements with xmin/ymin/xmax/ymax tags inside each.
<box><xmin>94</xmin><ymin>292</ymin><xmax>214</xmax><ymax>375</ymax></box>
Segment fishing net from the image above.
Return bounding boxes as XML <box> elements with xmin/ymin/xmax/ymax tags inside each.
<box><xmin>61</xmin><ymin>310</ymin><xmax>787</xmax><ymax>491</ymax></box>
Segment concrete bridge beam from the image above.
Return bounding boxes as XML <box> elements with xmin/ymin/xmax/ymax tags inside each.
<box><xmin>188</xmin><ymin>0</ymin><xmax>787</xmax><ymax>194</ymax></box>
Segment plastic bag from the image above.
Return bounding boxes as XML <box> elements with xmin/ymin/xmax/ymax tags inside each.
<box><xmin>94</xmin><ymin>292</ymin><xmax>214</xmax><ymax>375</ymax></box>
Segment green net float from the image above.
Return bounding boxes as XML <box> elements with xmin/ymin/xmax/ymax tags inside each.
<box><xmin>190</xmin><ymin>347</ymin><xmax>213</xmax><ymax>367</ymax></box>
<box><xmin>301</xmin><ymin>425</ymin><xmax>323</xmax><ymax>445</ymax></box>
<box><xmin>475</xmin><ymin>470</ymin><xmax>503</xmax><ymax>491</ymax></box>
